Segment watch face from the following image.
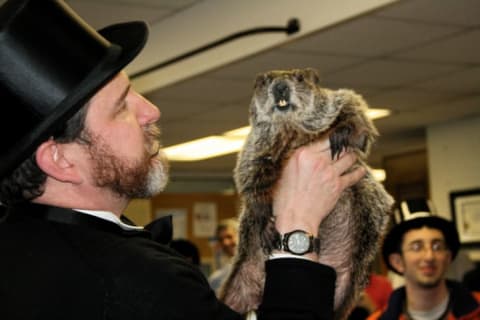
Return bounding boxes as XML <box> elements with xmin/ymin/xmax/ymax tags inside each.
<box><xmin>287</xmin><ymin>231</ymin><xmax>310</xmax><ymax>254</ymax></box>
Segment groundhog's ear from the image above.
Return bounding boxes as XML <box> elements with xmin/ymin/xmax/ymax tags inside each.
<box><xmin>253</xmin><ymin>73</ymin><xmax>267</xmax><ymax>89</ymax></box>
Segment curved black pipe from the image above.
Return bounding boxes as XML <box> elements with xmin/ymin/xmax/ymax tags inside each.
<box><xmin>130</xmin><ymin>18</ymin><xmax>300</xmax><ymax>79</ymax></box>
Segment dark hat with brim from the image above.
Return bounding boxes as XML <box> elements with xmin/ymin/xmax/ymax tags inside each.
<box><xmin>0</xmin><ymin>0</ymin><xmax>148</xmax><ymax>180</ymax></box>
<box><xmin>382</xmin><ymin>201</ymin><xmax>460</xmax><ymax>275</ymax></box>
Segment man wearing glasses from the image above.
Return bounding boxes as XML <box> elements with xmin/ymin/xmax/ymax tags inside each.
<box><xmin>368</xmin><ymin>200</ymin><xmax>480</xmax><ymax>320</ymax></box>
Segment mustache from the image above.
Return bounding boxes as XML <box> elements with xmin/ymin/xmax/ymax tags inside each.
<box><xmin>144</xmin><ymin>123</ymin><xmax>162</xmax><ymax>156</ymax></box>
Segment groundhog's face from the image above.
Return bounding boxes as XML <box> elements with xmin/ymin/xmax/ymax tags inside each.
<box><xmin>249</xmin><ymin>68</ymin><xmax>341</xmax><ymax>133</ymax></box>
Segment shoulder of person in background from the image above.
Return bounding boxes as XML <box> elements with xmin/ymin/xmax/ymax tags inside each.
<box><xmin>209</xmin><ymin>263</ymin><xmax>232</xmax><ymax>293</ymax></box>
<box><xmin>364</xmin><ymin>273</ymin><xmax>393</xmax><ymax>311</ymax></box>
<box><xmin>463</xmin><ymin>263</ymin><xmax>480</xmax><ymax>292</ymax></box>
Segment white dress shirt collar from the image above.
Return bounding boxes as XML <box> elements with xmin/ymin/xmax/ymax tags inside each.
<box><xmin>73</xmin><ymin>209</ymin><xmax>143</xmax><ymax>231</ymax></box>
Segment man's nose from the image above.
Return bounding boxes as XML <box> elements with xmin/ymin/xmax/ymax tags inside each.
<box><xmin>422</xmin><ymin>247</ymin><xmax>436</xmax><ymax>259</ymax></box>
<box><xmin>134</xmin><ymin>91</ymin><xmax>160</xmax><ymax>124</ymax></box>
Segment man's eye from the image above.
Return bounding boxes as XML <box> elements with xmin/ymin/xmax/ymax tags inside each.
<box><xmin>432</xmin><ymin>241</ymin><xmax>446</xmax><ymax>251</ymax></box>
<box><xmin>410</xmin><ymin>242</ymin><xmax>422</xmax><ymax>252</ymax></box>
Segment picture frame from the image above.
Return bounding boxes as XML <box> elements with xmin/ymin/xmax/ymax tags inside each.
<box><xmin>450</xmin><ymin>188</ymin><xmax>480</xmax><ymax>247</ymax></box>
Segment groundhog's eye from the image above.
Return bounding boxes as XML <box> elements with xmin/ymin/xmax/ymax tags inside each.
<box><xmin>295</xmin><ymin>73</ymin><xmax>304</xmax><ymax>82</ymax></box>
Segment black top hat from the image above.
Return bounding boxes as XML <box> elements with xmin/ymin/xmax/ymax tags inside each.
<box><xmin>0</xmin><ymin>0</ymin><xmax>148</xmax><ymax>180</ymax></box>
<box><xmin>382</xmin><ymin>199</ymin><xmax>460</xmax><ymax>275</ymax></box>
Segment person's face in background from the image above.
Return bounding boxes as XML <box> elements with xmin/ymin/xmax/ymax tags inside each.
<box><xmin>392</xmin><ymin>227</ymin><xmax>451</xmax><ymax>289</ymax></box>
<box><xmin>217</xmin><ymin>226</ymin><xmax>238</xmax><ymax>258</ymax></box>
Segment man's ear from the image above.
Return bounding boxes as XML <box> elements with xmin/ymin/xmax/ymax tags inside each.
<box><xmin>445</xmin><ymin>250</ymin><xmax>452</xmax><ymax>264</ymax></box>
<box><xmin>35</xmin><ymin>139</ymin><xmax>82</xmax><ymax>184</ymax></box>
<box><xmin>389</xmin><ymin>253</ymin><xmax>405</xmax><ymax>274</ymax></box>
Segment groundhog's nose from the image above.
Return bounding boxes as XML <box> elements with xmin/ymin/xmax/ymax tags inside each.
<box><xmin>273</xmin><ymin>81</ymin><xmax>289</xmax><ymax>99</ymax></box>
<box><xmin>272</xmin><ymin>81</ymin><xmax>290</xmax><ymax>110</ymax></box>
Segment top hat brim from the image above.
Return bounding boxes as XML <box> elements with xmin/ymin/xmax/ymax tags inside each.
<box><xmin>0</xmin><ymin>21</ymin><xmax>148</xmax><ymax>180</ymax></box>
<box><xmin>382</xmin><ymin>216</ymin><xmax>460</xmax><ymax>274</ymax></box>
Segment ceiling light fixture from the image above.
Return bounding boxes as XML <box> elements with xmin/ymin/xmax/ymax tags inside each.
<box><xmin>366</xmin><ymin>108</ymin><xmax>391</xmax><ymax>120</ymax></box>
<box><xmin>371</xmin><ymin>169</ymin><xmax>386</xmax><ymax>182</ymax></box>
<box><xmin>163</xmin><ymin>136</ymin><xmax>246</xmax><ymax>161</ymax></box>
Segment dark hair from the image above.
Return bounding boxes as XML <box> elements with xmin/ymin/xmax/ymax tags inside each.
<box><xmin>0</xmin><ymin>103</ymin><xmax>90</xmax><ymax>206</ymax></box>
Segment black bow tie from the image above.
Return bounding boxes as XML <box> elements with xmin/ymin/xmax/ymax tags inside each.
<box><xmin>143</xmin><ymin>215</ymin><xmax>173</xmax><ymax>245</ymax></box>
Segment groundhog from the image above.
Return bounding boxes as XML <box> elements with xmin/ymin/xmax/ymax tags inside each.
<box><xmin>219</xmin><ymin>68</ymin><xmax>394</xmax><ymax>320</ymax></box>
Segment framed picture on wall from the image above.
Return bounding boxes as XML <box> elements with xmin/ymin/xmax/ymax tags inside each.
<box><xmin>450</xmin><ymin>188</ymin><xmax>480</xmax><ymax>246</ymax></box>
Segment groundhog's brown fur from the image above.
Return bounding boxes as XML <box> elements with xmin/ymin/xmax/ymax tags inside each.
<box><xmin>219</xmin><ymin>68</ymin><xmax>394</xmax><ymax>320</ymax></box>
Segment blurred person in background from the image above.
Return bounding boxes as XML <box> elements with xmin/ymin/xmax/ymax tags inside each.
<box><xmin>368</xmin><ymin>200</ymin><xmax>480</xmax><ymax>320</ymax></box>
<box><xmin>348</xmin><ymin>266</ymin><xmax>393</xmax><ymax>319</ymax></box>
<box><xmin>209</xmin><ymin>218</ymin><xmax>239</xmax><ymax>294</ymax></box>
<box><xmin>463</xmin><ymin>260</ymin><xmax>480</xmax><ymax>292</ymax></box>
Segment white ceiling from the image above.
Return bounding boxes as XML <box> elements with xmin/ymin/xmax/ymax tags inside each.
<box><xmin>4</xmin><ymin>0</ymin><xmax>480</xmax><ymax>189</ymax></box>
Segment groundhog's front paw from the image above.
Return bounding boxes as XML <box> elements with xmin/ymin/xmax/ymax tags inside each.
<box><xmin>329</xmin><ymin>125</ymin><xmax>352</xmax><ymax>159</ymax></box>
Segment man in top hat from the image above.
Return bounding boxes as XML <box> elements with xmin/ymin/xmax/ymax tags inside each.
<box><xmin>0</xmin><ymin>1</ymin><xmax>366</xmax><ymax>319</ymax></box>
<box><xmin>368</xmin><ymin>200</ymin><xmax>480</xmax><ymax>320</ymax></box>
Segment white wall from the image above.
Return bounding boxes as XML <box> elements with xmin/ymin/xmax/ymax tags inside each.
<box><xmin>428</xmin><ymin>115</ymin><xmax>480</xmax><ymax>219</ymax></box>
<box><xmin>428</xmin><ymin>115</ymin><xmax>480</xmax><ymax>279</ymax></box>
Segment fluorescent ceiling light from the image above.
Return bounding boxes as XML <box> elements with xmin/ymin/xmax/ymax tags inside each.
<box><xmin>224</xmin><ymin>126</ymin><xmax>251</xmax><ymax>137</ymax></box>
<box><xmin>371</xmin><ymin>169</ymin><xmax>386</xmax><ymax>182</ymax></box>
<box><xmin>164</xmin><ymin>108</ymin><xmax>390</xmax><ymax>161</ymax></box>
<box><xmin>163</xmin><ymin>136</ymin><xmax>246</xmax><ymax>161</ymax></box>
<box><xmin>366</xmin><ymin>108</ymin><xmax>391</xmax><ymax>120</ymax></box>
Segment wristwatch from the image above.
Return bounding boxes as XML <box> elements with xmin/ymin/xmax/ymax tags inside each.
<box><xmin>277</xmin><ymin>230</ymin><xmax>320</xmax><ymax>255</ymax></box>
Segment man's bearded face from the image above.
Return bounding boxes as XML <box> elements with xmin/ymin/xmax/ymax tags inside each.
<box><xmin>85</xmin><ymin>124</ymin><xmax>169</xmax><ymax>199</ymax></box>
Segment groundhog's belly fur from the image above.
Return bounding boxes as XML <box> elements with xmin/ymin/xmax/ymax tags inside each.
<box><xmin>218</xmin><ymin>68</ymin><xmax>394</xmax><ymax>320</ymax></box>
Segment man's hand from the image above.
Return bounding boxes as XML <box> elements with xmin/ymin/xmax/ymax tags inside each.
<box><xmin>272</xmin><ymin>136</ymin><xmax>365</xmax><ymax>238</ymax></box>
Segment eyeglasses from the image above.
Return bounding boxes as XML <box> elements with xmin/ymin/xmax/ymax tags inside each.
<box><xmin>403</xmin><ymin>240</ymin><xmax>448</xmax><ymax>254</ymax></box>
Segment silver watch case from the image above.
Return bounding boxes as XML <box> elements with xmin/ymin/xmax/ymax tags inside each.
<box><xmin>278</xmin><ymin>229</ymin><xmax>320</xmax><ymax>255</ymax></box>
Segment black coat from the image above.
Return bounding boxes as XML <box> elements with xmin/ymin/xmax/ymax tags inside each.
<box><xmin>0</xmin><ymin>203</ymin><xmax>336</xmax><ymax>320</ymax></box>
